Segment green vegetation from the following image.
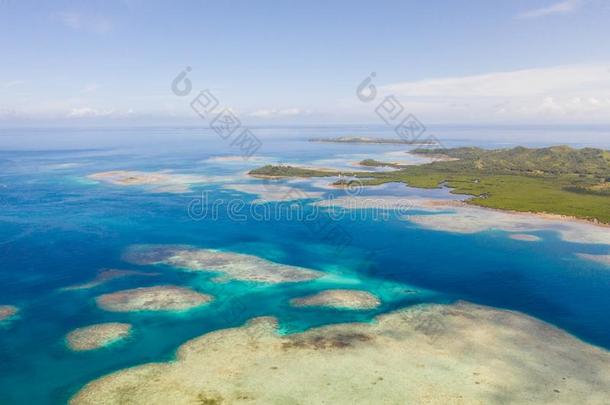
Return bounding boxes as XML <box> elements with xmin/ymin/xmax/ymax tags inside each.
<box><xmin>248</xmin><ymin>146</ymin><xmax>610</xmax><ymax>223</ymax></box>
<box><xmin>249</xmin><ymin>165</ymin><xmax>336</xmax><ymax>178</ymax></box>
<box><xmin>359</xmin><ymin>159</ymin><xmax>404</xmax><ymax>169</ymax></box>
<box><xmin>412</xmin><ymin>145</ymin><xmax>610</xmax><ymax>178</ymax></box>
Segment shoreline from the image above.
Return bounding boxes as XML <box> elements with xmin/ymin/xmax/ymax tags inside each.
<box><xmin>440</xmin><ymin>198</ymin><xmax>610</xmax><ymax>229</ymax></box>
<box><xmin>313</xmin><ymin>194</ymin><xmax>610</xmax><ymax>245</ymax></box>
<box><xmin>265</xmin><ymin>170</ymin><xmax>610</xmax><ymax>229</ymax></box>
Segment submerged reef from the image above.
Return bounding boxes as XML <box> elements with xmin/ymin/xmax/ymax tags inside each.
<box><xmin>223</xmin><ymin>182</ymin><xmax>325</xmax><ymax>201</ymax></box>
<box><xmin>96</xmin><ymin>285</ymin><xmax>213</xmax><ymax>312</ymax></box>
<box><xmin>62</xmin><ymin>269</ymin><xmax>160</xmax><ymax>291</ymax></box>
<box><xmin>0</xmin><ymin>305</ymin><xmax>18</xmax><ymax>323</ymax></box>
<box><xmin>123</xmin><ymin>244</ymin><xmax>324</xmax><ymax>283</ymax></box>
<box><xmin>88</xmin><ymin>170</ymin><xmax>216</xmax><ymax>193</ymax></box>
<box><xmin>508</xmin><ymin>234</ymin><xmax>542</xmax><ymax>242</ymax></box>
<box><xmin>576</xmin><ymin>253</ymin><xmax>610</xmax><ymax>267</ymax></box>
<box><xmin>71</xmin><ymin>302</ymin><xmax>610</xmax><ymax>404</ymax></box>
<box><xmin>290</xmin><ymin>289</ymin><xmax>381</xmax><ymax>310</ymax></box>
<box><xmin>66</xmin><ymin>323</ymin><xmax>132</xmax><ymax>351</ymax></box>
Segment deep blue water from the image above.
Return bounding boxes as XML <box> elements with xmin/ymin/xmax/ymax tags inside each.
<box><xmin>0</xmin><ymin>126</ymin><xmax>609</xmax><ymax>404</ymax></box>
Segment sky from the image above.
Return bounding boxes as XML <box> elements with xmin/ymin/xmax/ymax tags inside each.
<box><xmin>1</xmin><ymin>0</ymin><xmax>610</xmax><ymax>127</ymax></box>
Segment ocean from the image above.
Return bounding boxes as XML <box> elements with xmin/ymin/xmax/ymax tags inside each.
<box><xmin>0</xmin><ymin>126</ymin><xmax>609</xmax><ymax>404</ymax></box>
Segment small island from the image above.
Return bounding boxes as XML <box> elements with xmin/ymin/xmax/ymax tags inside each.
<box><xmin>248</xmin><ymin>165</ymin><xmax>337</xmax><ymax>179</ymax></box>
<box><xmin>290</xmin><ymin>289</ymin><xmax>381</xmax><ymax>310</ymax></box>
<box><xmin>309</xmin><ymin>136</ymin><xmax>437</xmax><ymax>145</ymax></box>
<box><xmin>96</xmin><ymin>285</ymin><xmax>213</xmax><ymax>312</ymax></box>
<box><xmin>249</xmin><ymin>145</ymin><xmax>610</xmax><ymax>224</ymax></box>
<box><xmin>66</xmin><ymin>323</ymin><xmax>132</xmax><ymax>351</ymax></box>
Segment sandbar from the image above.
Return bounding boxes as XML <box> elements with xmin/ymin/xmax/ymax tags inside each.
<box><xmin>290</xmin><ymin>289</ymin><xmax>381</xmax><ymax>310</ymax></box>
<box><xmin>71</xmin><ymin>301</ymin><xmax>610</xmax><ymax>404</ymax></box>
<box><xmin>66</xmin><ymin>323</ymin><xmax>132</xmax><ymax>351</ymax></box>
<box><xmin>123</xmin><ymin>244</ymin><xmax>323</xmax><ymax>283</ymax></box>
<box><xmin>96</xmin><ymin>285</ymin><xmax>213</xmax><ymax>312</ymax></box>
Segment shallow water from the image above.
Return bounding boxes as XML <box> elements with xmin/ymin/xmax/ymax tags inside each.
<box><xmin>0</xmin><ymin>126</ymin><xmax>609</xmax><ymax>404</ymax></box>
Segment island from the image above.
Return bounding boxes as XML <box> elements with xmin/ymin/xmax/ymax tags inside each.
<box><xmin>249</xmin><ymin>145</ymin><xmax>610</xmax><ymax>224</ymax></box>
<box><xmin>248</xmin><ymin>165</ymin><xmax>337</xmax><ymax>179</ymax></box>
<box><xmin>96</xmin><ymin>285</ymin><xmax>213</xmax><ymax>312</ymax></box>
<box><xmin>71</xmin><ymin>302</ymin><xmax>610</xmax><ymax>404</ymax></box>
<box><xmin>309</xmin><ymin>136</ymin><xmax>438</xmax><ymax>145</ymax></box>
<box><xmin>290</xmin><ymin>289</ymin><xmax>381</xmax><ymax>310</ymax></box>
<box><xmin>66</xmin><ymin>323</ymin><xmax>132</xmax><ymax>351</ymax></box>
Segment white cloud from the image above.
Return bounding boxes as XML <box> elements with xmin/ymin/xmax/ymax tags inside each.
<box><xmin>382</xmin><ymin>65</ymin><xmax>610</xmax><ymax>98</ymax></box>
<box><xmin>0</xmin><ymin>108</ymin><xmax>19</xmax><ymax>119</ymax></box>
<box><xmin>55</xmin><ymin>11</ymin><xmax>112</xmax><ymax>33</ymax></box>
<box><xmin>82</xmin><ymin>83</ymin><xmax>101</xmax><ymax>93</ymax></box>
<box><xmin>4</xmin><ymin>64</ymin><xmax>610</xmax><ymax>125</ymax></box>
<box><xmin>248</xmin><ymin>108</ymin><xmax>310</xmax><ymax>118</ymax></box>
<box><xmin>379</xmin><ymin>64</ymin><xmax>610</xmax><ymax>123</ymax></box>
<box><xmin>67</xmin><ymin>107</ymin><xmax>115</xmax><ymax>118</ymax></box>
<box><xmin>517</xmin><ymin>0</ymin><xmax>584</xmax><ymax>19</ymax></box>
<box><xmin>2</xmin><ymin>80</ymin><xmax>27</xmax><ymax>88</ymax></box>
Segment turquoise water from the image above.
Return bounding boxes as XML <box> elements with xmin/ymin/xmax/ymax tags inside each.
<box><xmin>0</xmin><ymin>127</ymin><xmax>609</xmax><ymax>404</ymax></box>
